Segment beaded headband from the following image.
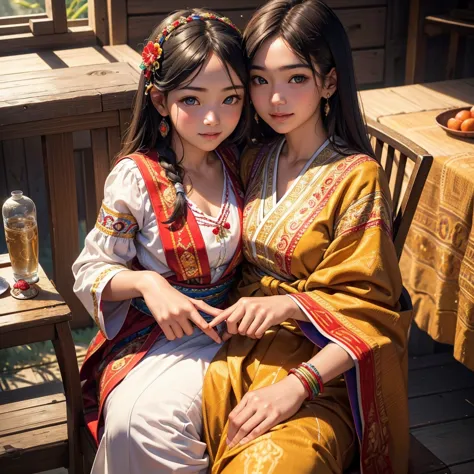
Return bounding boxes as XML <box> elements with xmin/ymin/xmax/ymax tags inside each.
<box><xmin>140</xmin><ymin>13</ymin><xmax>241</xmax><ymax>94</ymax></box>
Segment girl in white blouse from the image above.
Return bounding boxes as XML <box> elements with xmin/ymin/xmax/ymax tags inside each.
<box><xmin>72</xmin><ymin>9</ymin><xmax>249</xmax><ymax>474</ymax></box>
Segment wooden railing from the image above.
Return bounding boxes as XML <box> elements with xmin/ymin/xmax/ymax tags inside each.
<box><xmin>0</xmin><ymin>0</ymin><xmax>108</xmax><ymax>55</ymax></box>
<box><xmin>0</xmin><ymin>44</ymin><xmax>140</xmax><ymax>327</ymax></box>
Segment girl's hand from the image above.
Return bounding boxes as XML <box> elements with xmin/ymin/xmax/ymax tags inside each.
<box><xmin>209</xmin><ymin>295</ymin><xmax>300</xmax><ymax>339</ymax></box>
<box><xmin>139</xmin><ymin>271</ymin><xmax>222</xmax><ymax>343</ymax></box>
<box><xmin>226</xmin><ymin>374</ymin><xmax>307</xmax><ymax>448</ymax></box>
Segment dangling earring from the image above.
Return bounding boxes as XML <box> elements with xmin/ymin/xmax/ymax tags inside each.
<box><xmin>324</xmin><ymin>93</ymin><xmax>331</xmax><ymax>117</ymax></box>
<box><xmin>159</xmin><ymin>117</ymin><xmax>170</xmax><ymax>138</ymax></box>
<box><xmin>254</xmin><ymin>112</ymin><xmax>259</xmax><ymax>124</ymax></box>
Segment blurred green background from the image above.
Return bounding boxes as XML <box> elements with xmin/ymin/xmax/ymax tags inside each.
<box><xmin>0</xmin><ymin>0</ymin><xmax>88</xmax><ymax>19</ymax></box>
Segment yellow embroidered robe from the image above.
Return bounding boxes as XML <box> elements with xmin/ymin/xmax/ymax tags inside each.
<box><xmin>202</xmin><ymin>139</ymin><xmax>412</xmax><ymax>474</ymax></box>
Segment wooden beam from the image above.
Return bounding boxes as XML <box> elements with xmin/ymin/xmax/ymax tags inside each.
<box><xmin>107</xmin><ymin>0</ymin><xmax>127</xmax><ymax>44</ymax></box>
<box><xmin>0</xmin><ymin>23</ymin><xmax>30</xmax><ymax>36</ymax></box>
<box><xmin>447</xmin><ymin>32</ymin><xmax>460</xmax><ymax>80</ymax></box>
<box><xmin>405</xmin><ymin>0</ymin><xmax>426</xmax><ymax>84</ymax></box>
<box><xmin>29</xmin><ymin>18</ymin><xmax>55</xmax><ymax>36</ymax></box>
<box><xmin>89</xmin><ymin>0</ymin><xmax>109</xmax><ymax>46</ymax></box>
<box><xmin>0</xmin><ymin>91</ymin><xmax>102</xmax><ymax>127</ymax></box>
<box><xmin>91</xmin><ymin>128</ymin><xmax>110</xmax><ymax>214</ymax></box>
<box><xmin>43</xmin><ymin>133</ymin><xmax>88</xmax><ymax>327</ymax></box>
<box><xmin>107</xmin><ymin>125</ymin><xmax>122</xmax><ymax>163</ymax></box>
<box><xmin>0</xmin><ymin>13</ymin><xmax>47</xmax><ymax>26</ymax></box>
<box><xmin>0</xmin><ymin>111</ymin><xmax>119</xmax><ymax>141</ymax></box>
<box><xmin>103</xmin><ymin>44</ymin><xmax>141</xmax><ymax>73</ymax></box>
<box><xmin>46</xmin><ymin>0</ymin><xmax>67</xmax><ymax>34</ymax></box>
<box><xmin>0</xmin><ymin>27</ymin><xmax>96</xmax><ymax>56</ymax></box>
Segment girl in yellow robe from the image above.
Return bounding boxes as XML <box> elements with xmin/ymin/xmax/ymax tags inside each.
<box><xmin>202</xmin><ymin>1</ymin><xmax>412</xmax><ymax>473</ymax></box>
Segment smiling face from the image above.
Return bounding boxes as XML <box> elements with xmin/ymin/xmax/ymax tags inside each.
<box><xmin>250</xmin><ymin>36</ymin><xmax>334</xmax><ymax>136</ymax></box>
<box><xmin>152</xmin><ymin>52</ymin><xmax>244</xmax><ymax>153</ymax></box>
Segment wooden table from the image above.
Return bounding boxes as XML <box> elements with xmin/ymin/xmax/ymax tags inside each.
<box><xmin>361</xmin><ymin>78</ymin><xmax>474</xmax><ymax>371</ymax></box>
<box><xmin>0</xmin><ymin>254</ymin><xmax>83</xmax><ymax>473</ymax></box>
<box><xmin>0</xmin><ymin>44</ymin><xmax>141</xmax><ymax>328</ymax></box>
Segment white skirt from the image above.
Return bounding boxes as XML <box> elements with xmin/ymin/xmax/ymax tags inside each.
<box><xmin>91</xmin><ymin>328</ymin><xmax>222</xmax><ymax>474</ymax></box>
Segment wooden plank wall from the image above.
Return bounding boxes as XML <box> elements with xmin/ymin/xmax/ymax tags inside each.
<box><xmin>125</xmin><ymin>0</ymin><xmax>393</xmax><ymax>87</ymax></box>
<box><xmin>0</xmin><ymin>138</ymin><xmax>52</xmax><ymax>277</ymax></box>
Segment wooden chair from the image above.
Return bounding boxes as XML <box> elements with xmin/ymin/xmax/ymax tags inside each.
<box><xmin>405</xmin><ymin>0</ymin><xmax>474</xmax><ymax>84</ymax></box>
<box><xmin>348</xmin><ymin>121</ymin><xmax>439</xmax><ymax>473</ymax></box>
<box><xmin>366</xmin><ymin>118</ymin><xmax>433</xmax><ymax>261</ymax></box>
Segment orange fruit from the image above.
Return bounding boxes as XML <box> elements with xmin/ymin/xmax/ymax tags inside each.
<box><xmin>455</xmin><ymin>110</ymin><xmax>471</xmax><ymax>122</ymax></box>
<box><xmin>460</xmin><ymin>118</ymin><xmax>474</xmax><ymax>132</ymax></box>
<box><xmin>447</xmin><ymin>118</ymin><xmax>462</xmax><ymax>130</ymax></box>
<box><xmin>471</xmin><ymin>106</ymin><xmax>474</xmax><ymax>118</ymax></box>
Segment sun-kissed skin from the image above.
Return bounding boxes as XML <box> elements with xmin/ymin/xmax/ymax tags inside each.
<box><xmin>208</xmin><ymin>36</ymin><xmax>355</xmax><ymax>449</ymax></box>
<box><xmin>101</xmin><ymin>52</ymin><xmax>245</xmax><ymax>345</ymax></box>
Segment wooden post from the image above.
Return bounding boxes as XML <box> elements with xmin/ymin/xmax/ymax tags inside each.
<box><xmin>107</xmin><ymin>124</ymin><xmax>122</xmax><ymax>164</ymax></box>
<box><xmin>52</xmin><ymin>321</ymin><xmax>84</xmax><ymax>474</ymax></box>
<box><xmin>107</xmin><ymin>0</ymin><xmax>127</xmax><ymax>44</ymax></box>
<box><xmin>29</xmin><ymin>18</ymin><xmax>55</xmax><ymax>36</ymax></box>
<box><xmin>405</xmin><ymin>0</ymin><xmax>427</xmax><ymax>84</ymax></box>
<box><xmin>91</xmin><ymin>128</ymin><xmax>110</xmax><ymax>214</ymax></box>
<box><xmin>447</xmin><ymin>32</ymin><xmax>460</xmax><ymax>80</ymax></box>
<box><xmin>43</xmin><ymin>132</ymin><xmax>89</xmax><ymax>327</ymax></box>
<box><xmin>89</xmin><ymin>0</ymin><xmax>109</xmax><ymax>46</ymax></box>
<box><xmin>45</xmin><ymin>0</ymin><xmax>68</xmax><ymax>34</ymax></box>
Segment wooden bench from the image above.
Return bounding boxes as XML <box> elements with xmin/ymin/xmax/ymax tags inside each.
<box><xmin>0</xmin><ymin>256</ymin><xmax>83</xmax><ymax>473</ymax></box>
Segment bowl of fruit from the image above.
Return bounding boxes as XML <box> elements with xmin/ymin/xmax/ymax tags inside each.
<box><xmin>436</xmin><ymin>106</ymin><xmax>474</xmax><ymax>138</ymax></box>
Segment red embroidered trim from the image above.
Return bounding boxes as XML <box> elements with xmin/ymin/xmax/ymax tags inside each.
<box><xmin>291</xmin><ymin>293</ymin><xmax>393</xmax><ymax>474</ymax></box>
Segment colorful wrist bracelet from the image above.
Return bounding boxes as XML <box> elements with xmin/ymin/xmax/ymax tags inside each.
<box><xmin>301</xmin><ymin>362</ymin><xmax>325</xmax><ymax>394</ymax></box>
<box><xmin>288</xmin><ymin>368</ymin><xmax>312</xmax><ymax>399</ymax></box>
<box><xmin>288</xmin><ymin>363</ymin><xmax>323</xmax><ymax>401</ymax></box>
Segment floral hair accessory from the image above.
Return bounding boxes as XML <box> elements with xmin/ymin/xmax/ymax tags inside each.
<box><xmin>140</xmin><ymin>13</ymin><xmax>240</xmax><ymax>94</ymax></box>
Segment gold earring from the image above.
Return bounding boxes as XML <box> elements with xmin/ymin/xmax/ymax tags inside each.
<box><xmin>324</xmin><ymin>93</ymin><xmax>331</xmax><ymax>117</ymax></box>
<box><xmin>254</xmin><ymin>112</ymin><xmax>259</xmax><ymax>124</ymax></box>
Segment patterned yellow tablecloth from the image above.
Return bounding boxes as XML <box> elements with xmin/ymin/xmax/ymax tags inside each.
<box><xmin>361</xmin><ymin>78</ymin><xmax>474</xmax><ymax>370</ymax></box>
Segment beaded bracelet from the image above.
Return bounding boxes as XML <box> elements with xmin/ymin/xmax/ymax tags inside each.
<box><xmin>288</xmin><ymin>363</ymin><xmax>324</xmax><ymax>401</ymax></box>
<box><xmin>301</xmin><ymin>362</ymin><xmax>324</xmax><ymax>394</ymax></box>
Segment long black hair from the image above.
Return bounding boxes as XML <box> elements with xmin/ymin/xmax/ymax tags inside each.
<box><xmin>121</xmin><ymin>9</ymin><xmax>250</xmax><ymax>224</ymax></box>
<box><xmin>244</xmin><ymin>0</ymin><xmax>373</xmax><ymax>157</ymax></box>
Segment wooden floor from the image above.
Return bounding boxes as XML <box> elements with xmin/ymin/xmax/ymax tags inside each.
<box><xmin>1</xmin><ymin>349</ymin><xmax>474</xmax><ymax>473</ymax></box>
<box><xmin>408</xmin><ymin>351</ymin><xmax>474</xmax><ymax>473</ymax></box>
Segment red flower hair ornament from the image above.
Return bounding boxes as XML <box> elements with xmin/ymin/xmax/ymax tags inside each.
<box><xmin>139</xmin><ymin>13</ymin><xmax>240</xmax><ymax>95</ymax></box>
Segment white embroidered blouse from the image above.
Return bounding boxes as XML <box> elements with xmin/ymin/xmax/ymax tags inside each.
<box><xmin>72</xmin><ymin>158</ymin><xmax>240</xmax><ymax>340</ymax></box>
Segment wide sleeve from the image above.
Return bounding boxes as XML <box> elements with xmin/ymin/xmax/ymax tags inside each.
<box><xmin>284</xmin><ymin>159</ymin><xmax>411</xmax><ymax>473</ymax></box>
<box><xmin>286</xmin><ymin>158</ymin><xmax>409</xmax><ymax>349</ymax></box>
<box><xmin>72</xmin><ymin>159</ymin><xmax>145</xmax><ymax>340</ymax></box>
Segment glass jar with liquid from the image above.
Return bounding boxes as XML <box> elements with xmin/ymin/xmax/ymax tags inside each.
<box><xmin>2</xmin><ymin>190</ymin><xmax>39</xmax><ymax>283</ymax></box>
